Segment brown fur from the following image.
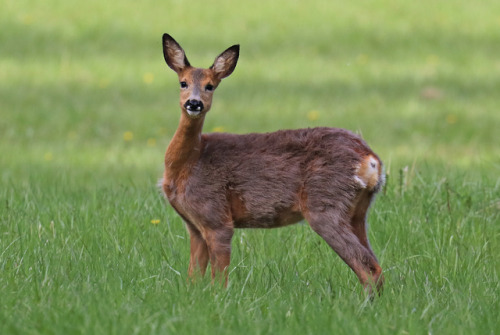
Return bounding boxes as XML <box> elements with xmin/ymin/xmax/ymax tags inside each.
<box><xmin>161</xmin><ymin>34</ymin><xmax>385</xmax><ymax>293</ymax></box>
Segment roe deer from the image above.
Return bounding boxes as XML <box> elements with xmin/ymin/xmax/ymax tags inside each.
<box><xmin>161</xmin><ymin>34</ymin><xmax>385</xmax><ymax>294</ymax></box>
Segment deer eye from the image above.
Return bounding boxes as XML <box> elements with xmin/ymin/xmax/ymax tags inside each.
<box><xmin>180</xmin><ymin>81</ymin><xmax>188</xmax><ymax>89</ymax></box>
<box><xmin>205</xmin><ymin>84</ymin><xmax>214</xmax><ymax>92</ymax></box>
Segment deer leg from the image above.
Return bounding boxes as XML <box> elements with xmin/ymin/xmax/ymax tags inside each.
<box><xmin>204</xmin><ymin>227</ymin><xmax>234</xmax><ymax>287</ymax></box>
<box><xmin>349</xmin><ymin>192</ymin><xmax>384</xmax><ymax>295</ymax></box>
<box><xmin>305</xmin><ymin>210</ymin><xmax>383</xmax><ymax>295</ymax></box>
<box><xmin>186</xmin><ymin>223</ymin><xmax>209</xmax><ymax>279</ymax></box>
<box><xmin>350</xmin><ymin>190</ymin><xmax>382</xmax><ymax>265</ymax></box>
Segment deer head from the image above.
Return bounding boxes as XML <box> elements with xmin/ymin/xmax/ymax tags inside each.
<box><xmin>162</xmin><ymin>34</ymin><xmax>239</xmax><ymax>119</ymax></box>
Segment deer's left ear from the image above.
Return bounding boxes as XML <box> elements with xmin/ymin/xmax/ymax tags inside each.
<box><xmin>210</xmin><ymin>45</ymin><xmax>239</xmax><ymax>80</ymax></box>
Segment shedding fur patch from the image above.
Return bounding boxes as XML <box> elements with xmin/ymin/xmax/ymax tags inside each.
<box><xmin>354</xmin><ymin>155</ymin><xmax>383</xmax><ymax>191</ymax></box>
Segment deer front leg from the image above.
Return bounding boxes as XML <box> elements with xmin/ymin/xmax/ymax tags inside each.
<box><xmin>204</xmin><ymin>227</ymin><xmax>234</xmax><ymax>287</ymax></box>
<box><xmin>186</xmin><ymin>223</ymin><xmax>209</xmax><ymax>279</ymax></box>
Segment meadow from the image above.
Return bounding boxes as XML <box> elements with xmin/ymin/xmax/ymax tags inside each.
<box><xmin>1</xmin><ymin>0</ymin><xmax>499</xmax><ymax>334</ymax></box>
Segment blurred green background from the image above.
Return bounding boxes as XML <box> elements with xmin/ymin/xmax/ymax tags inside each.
<box><xmin>1</xmin><ymin>0</ymin><xmax>499</xmax><ymax>171</ymax></box>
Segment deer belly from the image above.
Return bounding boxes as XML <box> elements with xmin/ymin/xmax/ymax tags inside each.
<box><xmin>229</xmin><ymin>193</ymin><xmax>304</xmax><ymax>228</ymax></box>
<box><xmin>233</xmin><ymin>210</ymin><xmax>304</xmax><ymax>228</ymax></box>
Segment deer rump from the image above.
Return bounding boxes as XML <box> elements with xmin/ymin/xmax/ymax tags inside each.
<box><xmin>165</xmin><ymin>127</ymin><xmax>381</xmax><ymax>231</ymax></box>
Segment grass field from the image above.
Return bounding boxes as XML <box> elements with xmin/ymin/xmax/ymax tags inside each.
<box><xmin>1</xmin><ymin>0</ymin><xmax>499</xmax><ymax>334</ymax></box>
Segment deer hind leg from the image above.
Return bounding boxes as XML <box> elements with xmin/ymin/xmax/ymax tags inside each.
<box><xmin>349</xmin><ymin>190</ymin><xmax>384</xmax><ymax>293</ymax></box>
<box><xmin>186</xmin><ymin>223</ymin><xmax>209</xmax><ymax>279</ymax></box>
<box><xmin>305</xmin><ymin>206</ymin><xmax>383</xmax><ymax>295</ymax></box>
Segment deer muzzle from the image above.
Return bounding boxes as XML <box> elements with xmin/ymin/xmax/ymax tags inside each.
<box><xmin>184</xmin><ymin>99</ymin><xmax>204</xmax><ymax>118</ymax></box>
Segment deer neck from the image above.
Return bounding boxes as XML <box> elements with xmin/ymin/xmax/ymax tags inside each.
<box><xmin>164</xmin><ymin>113</ymin><xmax>205</xmax><ymax>181</ymax></box>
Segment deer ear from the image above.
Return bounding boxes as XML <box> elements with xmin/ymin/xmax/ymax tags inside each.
<box><xmin>163</xmin><ymin>34</ymin><xmax>191</xmax><ymax>73</ymax></box>
<box><xmin>210</xmin><ymin>45</ymin><xmax>239</xmax><ymax>80</ymax></box>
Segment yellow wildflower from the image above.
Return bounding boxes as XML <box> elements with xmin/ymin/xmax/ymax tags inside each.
<box><xmin>356</xmin><ymin>54</ymin><xmax>369</xmax><ymax>65</ymax></box>
<box><xmin>21</xmin><ymin>15</ymin><xmax>34</xmax><ymax>25</ymax></box>
<box><xmin>426</xmin><ymin>55</ymin><xmax>440</xmax><ymax>65</ymax></box>
<box><xmin>446</xmin><ymin>114</ymin><xmax>457</xmax><ymax>124</ymax></box>
<box><xmin>307</xmin><ymin>110</ymin><xmax>320</xmax><ymax>121</ymax></box>
<box><xmin>98</xmin><ymin>79</ymin><xmax>110</xmax><ymax>89</ymax></box>
<box><xmin>143</xmin><ymin>73</ymin><xmax>154</xmax><ymax>84</ymax></box>
<box><xmin>147</xmin><ymin>138</ymin><xmax>157</xmax><ymax>147</ymax></box>
<box><xmin>123</xmin><ymin>131</ymin><xmax>134</xmax><ymax>142</ymax></box>
<box><xmin>212</xmin><ymin>126</ymin><xmax>225</xmax><ymax>133</ymax></box>
<box><xmin>44</xmin><ymin>152</ymin><xmax>53</xmax><ymax>161</ymax></box>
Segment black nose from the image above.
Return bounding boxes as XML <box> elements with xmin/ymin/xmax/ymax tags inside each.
<box><xmin>184</xmin><ymin>99</ymin><xmax>204</xmax><ymax>112</ymax></box>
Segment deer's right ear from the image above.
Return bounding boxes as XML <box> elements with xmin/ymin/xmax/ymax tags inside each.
<box><xmin>163</xmin><ymin>34</ymin><xmax>191</xmax><ymax>73</ymax></box>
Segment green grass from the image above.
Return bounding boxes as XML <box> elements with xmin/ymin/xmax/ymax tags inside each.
<box><xmin>1</xmin><ymin>0</ymin><xmax>499</xmax><ymax>334</ymax></box>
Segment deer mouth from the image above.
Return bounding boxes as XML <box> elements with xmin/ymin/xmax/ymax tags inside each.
<box><xmin>185</xmin><ymin>107</ymin><xmax>203</xmax><ymax>118</ymax></box>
